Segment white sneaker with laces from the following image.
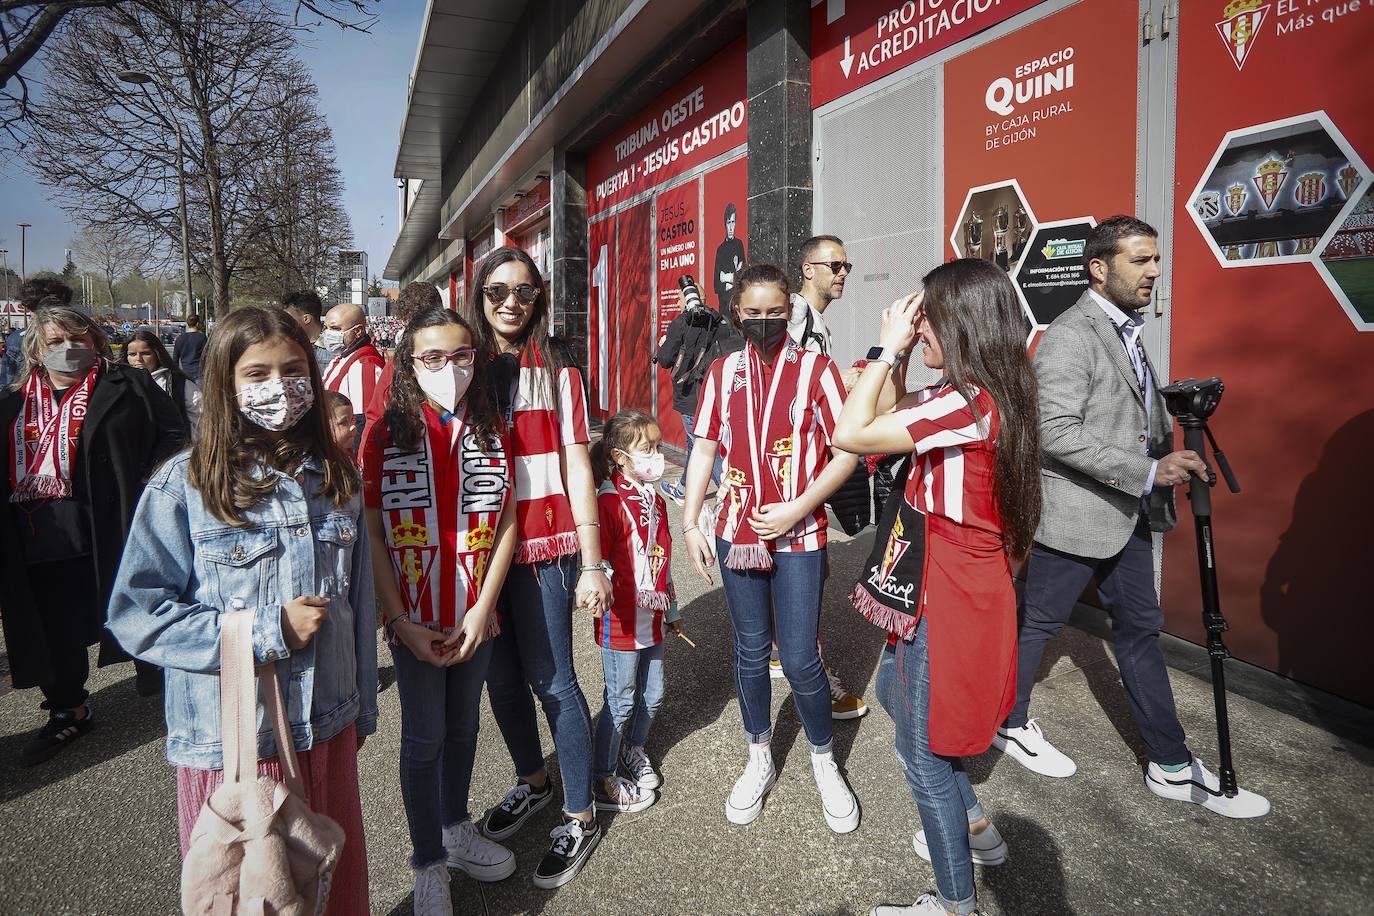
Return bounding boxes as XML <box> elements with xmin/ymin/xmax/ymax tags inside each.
<box><xmin>992</xmin><ymin>719</ymin><xmax>1077</xmax><ymax>778</ymax></box>
<box><xmin>725</xmin><ymin>746</ymin><xmax>776</xmax><ymax>825</ymax></box>
<box><xmin>914</xmin><ymin>820</ymin><xmax>1007</xmax><ymax>866</ymax></box>
<box><xmin>870</xmin><ymin>892</ymin><xmax>951</xmax><ymax>915</ymax></box>
<box><xmin>811</xmin><ymin>750</ymin><xmax>860</xmax><ymax>833</ymax></box>
<box><xmin>621</xmin><ymin>743</ymin><xmax>661</xmax><ymax>789</ymax></box>
<box><xmin>442</xmin><ymin>818</ymin><xmax>515</xmax><ymax>881</ymax></box>
<box><xmin>1144</xmin><ymin>758</ymin><xmax>1271</xmax><ymax>819</ymax></box>
<box><xmin>595</xmin><ymin>774</ymin><xmax>656</xmax><ymax>813</ymax></box>
<box><xmin>412</xmin><ymin>860</ymin><xmax>453</xmax><ymax>916</ymax></box>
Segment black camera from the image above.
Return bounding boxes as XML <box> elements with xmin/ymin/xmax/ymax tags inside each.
<box><xmin>1161</xmin><ymin>376</ymin><xmax>1224</xmax><ymax>420</ymax></box>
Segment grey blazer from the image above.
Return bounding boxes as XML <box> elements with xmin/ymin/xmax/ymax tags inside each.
<box><xmin>1033</xmin><ymin>290</ymin><xmax>1176</xmax><ymax>559</ymax></box>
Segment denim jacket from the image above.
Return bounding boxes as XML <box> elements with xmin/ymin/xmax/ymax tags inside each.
<box><xmin>107</xmin><ymin>450</ymin><xmax>378</xmax><ymax>769</ymax></box>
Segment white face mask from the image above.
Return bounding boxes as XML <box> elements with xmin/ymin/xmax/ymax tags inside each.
<box><xmin>621</xmin><ymin>450</ymin><xmax>665</xmax><ymax>483</ymax></box>
<box><xmin>236</xmin><ymin>376</ymin><xmax>314</xmax><ymax>431</ymax></box>
<box><xmin>416</xmin><ymin>363</ymin><xmax>472</xmax><ymax>412</ymax></box>
<box><xmin>319</xmin><ymin>326</ymin><xmax>356</xmax><ymax>357</ymax></box>
<box><xmin>44</xmin><ymin>343</ymin><xmax>99</xmax><ymax>374</ymax></box>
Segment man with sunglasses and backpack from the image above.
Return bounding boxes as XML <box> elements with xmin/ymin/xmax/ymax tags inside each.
<box><xmin>789</xmin><ymin>235</ymin><xmax>852</xmax><ymax>356</ymax></box>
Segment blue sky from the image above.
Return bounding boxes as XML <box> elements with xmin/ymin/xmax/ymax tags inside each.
<box><xmin>0</xmin><ymin>0</ymin><xmax>426</xmax><ymax>283</ymax></box>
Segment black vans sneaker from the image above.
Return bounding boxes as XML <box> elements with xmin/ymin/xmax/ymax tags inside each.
<box><xmin>532</xmin><ymin>815</ymin><xmax>601</xmax><ymax>889</ymax></box>
<box><xmin>21</xmin><ymin>708</ymin><xmax>94</xmax><ymax>766</ymax></box>
<box><xmin>481</xmin><ymin>779</ymin><xmax>554</xmax><ymax>841</ymax></box>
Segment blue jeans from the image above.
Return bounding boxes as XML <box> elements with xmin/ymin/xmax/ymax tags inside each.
<box><xmin>593</xmin><ymin>643</ymin><xmax>665</xmax><ymax>780</ymax></box>
<box><xmin>876</xmin><ymin>620</ymin><xmax>981</xmax><ymax>915</ymax></box>
<box><xmin>717</xmin><ymin>540</ymin><xmax>832</xmax><ymax>752</ymax></box>
<box><xmin>1008</xmin><ymin>517</ymin><xmax>1190</xmax><ymax>766</ymax></box>
<box><xmin>485</xmin><ymin>555</ymin><xmax>595</xmax><ymax>813</ymax></box>
<box><xmin>678</xmin><ymin>411</ymin><xmax>722</xmax><ymax>486</ymax></box>
<box><xmin>392</xmin><ymin>638</ymin><xmax>493</xmax><ymax>868</ymax></box>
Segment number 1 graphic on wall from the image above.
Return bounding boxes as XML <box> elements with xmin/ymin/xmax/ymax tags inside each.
<box><xmin>593</xmin><ymin>243</ymin><xmax>609</xmax><ymax>411</ymax></box>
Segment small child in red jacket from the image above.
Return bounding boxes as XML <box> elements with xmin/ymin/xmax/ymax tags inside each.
<box><xmin>588</xmin><ymin>410</ymin><xmax>681</xmax><ymax>814</ymax></box>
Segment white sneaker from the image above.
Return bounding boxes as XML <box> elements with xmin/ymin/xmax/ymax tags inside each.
<box><xmin>769</xmin><ymin>658</ymin><xmax>786</xmax><ymax>680</ymax></box>
<box><xmin>871</xmin><ymin>893</ymin><xmax>949</xmax><ymax>915</ymax></box>
<box><xmin>725</xmin><ymin>746</ymin><xmax>776</xmax><ymax>825</ymax></box>
<box><xmin>992</xmin><ymin>720</ymin><xmax>1077</xmax><ymax>778</ymax></box>
<box><xmin>442</xmin><ymin>818</ymin><xmax>515</xmax><ymax>881</ymax></box>
<box><xmin>811</xmin><ymin>750</ymin><xmax>860</xmax><ymax>833</ymax></box>
<box><xmin>621</xmin><ymin>743</ymin><xmax>661</xmax><ymax>789</ymax></box>
<box><xmin>914</xmin><ymin>820</ymin><xmax>1007</xmax><ymax>866</ymax></box>
<box><xmin>412</xmin><ymin>860</ymin><xmax>453</xmax><ymax>916</ymax></box>
<box><xmin>595</xmin><ymin>774</ymin><xmax>656</xmax><ymax>813</ymax></box>
<box><xmin>1144</xmin><ymin>758</ymin><xmax>1271</xmax><ymax>819</ymax></box>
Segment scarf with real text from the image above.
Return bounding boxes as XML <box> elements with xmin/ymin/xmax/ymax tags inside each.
<box><xmin>9</xmin><ymin>366</ymin><xmax>99</xmax><ymax>503</ymax></box>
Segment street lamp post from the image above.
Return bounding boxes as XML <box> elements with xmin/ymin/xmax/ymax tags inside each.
<box><xmin>117</xmin><ymin>70</ymin><xmax>195</xmax><ymax>321</ymax></box>
<box><xmin>16</xmin><ymin>223</ymin><xmax>31</xmax><ymax>281</ymax></box>
<box><xmin>0</xmin><ymin>249</ymin><xmax>8</xmax><ymax>301</ymax></box>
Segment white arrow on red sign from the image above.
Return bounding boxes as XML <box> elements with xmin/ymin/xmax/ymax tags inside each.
<box><xmin>840</xmin><ymin>36</ymin><xmax>854</xmax><ymax>77</ymax></box>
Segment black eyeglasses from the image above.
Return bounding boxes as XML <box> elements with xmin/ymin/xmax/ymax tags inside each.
<box><xmin>807</xmin><ymin>260</ymin><xmax>853</xmax><ymax>274</ymax></box>
<box><xmin>413</xmin><ymin>347</ymin><xmax>477</xmax><ymax>370</ymax></box>
<box><xmin>482</xmin><ymin>283</ymin><xmax>539</xmax><ymax>306</ymax></box>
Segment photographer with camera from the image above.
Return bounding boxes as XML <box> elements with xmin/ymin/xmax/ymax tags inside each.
<box><xmin>653</xmin><ymin>276</ymin><xmax>740</xmax><ymax>502</ymax></box>
<box><xmin>993</xmin><ymin>216</ymin><xmax>1269</xmax><ymax>819</ymax></box>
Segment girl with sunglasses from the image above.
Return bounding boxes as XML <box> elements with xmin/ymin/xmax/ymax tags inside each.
<box><xmin>361</xmin><ymin>305</ymin><xmax>519</xmax><ymax>914</ymax></box>
<box><xmin>465</xmin><ymin>247</ymin><xmax>608</xmax><ymax>889</ymax></box>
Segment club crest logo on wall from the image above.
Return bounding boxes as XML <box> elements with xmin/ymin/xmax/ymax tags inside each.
<box><xmin>1252</xmin><ymin>156</ymin><xmax>1290</xmax><ymax>209</ymax></box>
<box><xmin>1215</xmin><ymin>0</ymin><xmax>1270</xmax><ymax>71</ymax></box>
<box><xmin>1196</xmin><ymin>191</ymin><xmax>1222</xmax><ymax>220</ymax></box>
<box><xmin>1294</xmin><ymin>172</ymin><xmax>1327</xmax><ymax>207</ymax></box>
<box><xmin>1225</xmin><ymin>245</ymin><xmax>1244</xmax><ymax>261</ymax></box>
<box><xmin>1225</xmin><ymin>183</ymin><xmax>1249</xmax><ymax>216</ymax></box>
<box><xmin>1292</xmin><ymin>237</ymin><xmax>1320</xmax><ymax>255</ymax></box>
<box><xmin>1254</xmin><ymin>241</ymin><xmax>1281</xmax><ymax>259</ymax></box>
<box><xmin>1337</xmin><ymin>164</ymin><xmax>1361</xmax><ymax>199</ymax></box>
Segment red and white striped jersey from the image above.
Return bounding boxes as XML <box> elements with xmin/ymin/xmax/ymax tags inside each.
<box><xmin>323</xmin><ymin>340</ymin><xmax>385</xmax><ymax>414</ymax></box>
<box><xmin>693</xmin><ymin>347</ymin><xmax>847</xmax><ymax>552</ymax></box>
<box><xmin>510</xmin><ymin>364</ymin><xmax>590</xmax><ymax>563</ymax></box>
<box><xmin>895</xmin><ymin>382</ymin><xmax>1001</xmax><ymax>536</ymax></box>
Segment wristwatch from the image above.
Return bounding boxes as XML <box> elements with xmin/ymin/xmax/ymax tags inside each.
<box><xmin>580</xmin><ymin>560</ymin><xmax>614</xmax><ymax>577</ymax></box>
<box><xmin>866</xmin><ymin>345</ymin><xmax>903</xmax><ymax>369</ymax></box>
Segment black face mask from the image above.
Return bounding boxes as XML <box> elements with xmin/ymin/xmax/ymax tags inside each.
<box><xmin>740</xmin><ymin>318</ymin><xmax>788</xmax><ymax>354</ymax></box>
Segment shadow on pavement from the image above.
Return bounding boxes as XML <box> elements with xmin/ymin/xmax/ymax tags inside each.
<box><xmin>981</xmin><ymin>812</ymin><xmax>1074</xmax><ymax>915</ymax></box>
<box><xmin>0</xmin><ymin>667</ymin><xmax>165</xmax><ymax>804</ymax></box>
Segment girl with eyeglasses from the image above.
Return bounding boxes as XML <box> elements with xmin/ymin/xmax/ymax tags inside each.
<box><xmin>464</xmin><ymin>246</ymin><xmax>608</xmax><ymax>890</ymax></box>
<box><xmin>360</xmin><ymin>306</ymin><xmax>519</xmax><ymax>913</ymax></box>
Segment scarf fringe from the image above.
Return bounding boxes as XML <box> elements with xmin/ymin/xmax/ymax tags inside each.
<box><xmin>514</xmin><ymin>531</ymin><xmax>580</xmax><ymax>565</ymax></box>
<box><xmin>849</xmin><ymin>584</ymin><xmax>919</xmax><ymax>638</ymax></box>
<box><xmin>725</xmin><ymin>542</ymin><xmax>774</xmax><ymax>571</ymax></box>
<box><xmin>10</xmin><ymin>474</ymin><xmax>72</xmax><ymax>503</ymax></box>
<box><xmin>635</xmin><ymin>589</ymin><xmax>670</xmax><ymax>611</ymax></box>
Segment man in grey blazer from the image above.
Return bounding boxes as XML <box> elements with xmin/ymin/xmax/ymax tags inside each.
<box><xmin>993</xmin><ymin>216</ymin><xmax>1268</xmax><ymax>819</ymax></box>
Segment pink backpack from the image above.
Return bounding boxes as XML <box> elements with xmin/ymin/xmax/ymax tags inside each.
<box><xmin>181</xmin><ymin>611</ymin><xmax>345</xmax><ymax>915</ymax></box>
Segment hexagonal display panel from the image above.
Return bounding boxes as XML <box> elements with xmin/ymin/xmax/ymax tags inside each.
<box><xmin>950</xmin><ymin>180</ymin><xmax>1038</xmax><ymax>276</ymax></box>
<box><xmin>1317</xmin><ymin>185</ymin><xmax>1374</xmax><ymax>329</ymax></box>
<box><xmin>1011</xmin><ymin>217</ymin><xmax>1096</xmax><ymax>329</ymax></box>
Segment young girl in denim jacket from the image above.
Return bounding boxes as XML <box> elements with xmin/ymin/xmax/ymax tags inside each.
<box><xmin>588</xmin><ymin>410</ymin><xmax>681</xmax><ymax>815</ymax></box>
<box><xmin>108</xmin><ymin>306</ymin><xmax>376</xmax><ymax>915</ymax></box>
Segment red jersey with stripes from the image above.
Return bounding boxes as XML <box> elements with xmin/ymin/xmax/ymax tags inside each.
<box><xmin>896</xmin><ymin>382</ymin><xmax>1001</xmax><ymax>536</ymax></box>
<box><xmin>693</xmin><ymin>345</ymin><xmax>847</xmax><ymax>552</ymax></box>
<box><xmin>323</xmin><ymin>339</ymin><xmax>385</xmax><ymax>415</ymax></box>
<box><xmin>510</xmin><ymin>359</ymin><xmax>590</xmax><ymax>563</ymax></box>
<box><xmin>595</xmin><ymin>474</ymin><xmax>677</xmax><ymax>650</ymax></box>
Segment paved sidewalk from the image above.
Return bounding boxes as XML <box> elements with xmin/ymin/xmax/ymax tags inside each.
<box><xmin>1</xmin><ymin>496</ymin><xmax>1371</xmax><ymax>915</ymax></box>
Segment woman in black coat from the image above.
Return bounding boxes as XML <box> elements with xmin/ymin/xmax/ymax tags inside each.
<box><xmin>0</xmin><ymin>303</ymin><xmax>185</xmax><ymax>765</ymax></box>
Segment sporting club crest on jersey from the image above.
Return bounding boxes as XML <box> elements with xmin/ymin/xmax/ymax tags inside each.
<box><xmin>1294</xmin><ymin>172</ymin><xmax>1326</xmax><ymax>208</ymax></box>
<box><xmin>1215</xmin><ymin>0</ymin><xmax>1269</xmax><ymax>71</ymax></box>
<box><xmin>391</xmin><ymin>520</ymin><xmax>438</xmax><ymax>613</ymax></box>
<box><xmin>1225</xmin><ymin>183</ymin><xmax>1249</xmax><ymax>216</ymax></box>
<box><xmin>1196</xmin><ymin>191</ymin><xmax>1221</xmax><ymax>221</ymax></box>
<box><xmin>1253</xmin><ymin>156</ymin><xmax>1289</xmax><ymax>210</ymax></box>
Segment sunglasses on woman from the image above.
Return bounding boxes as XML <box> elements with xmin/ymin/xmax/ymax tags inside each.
<box><xmin>413</xmin><ymin>348</ymin><xmax>477</xmax><ymax>370</ymax></box>
<box><xmin>482</xmin><ymin>283</ymin><xmax>540</xmax><ymax>306</ymax></box>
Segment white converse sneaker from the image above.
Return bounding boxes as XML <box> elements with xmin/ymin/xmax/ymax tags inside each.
<box><xmin>412</xmin><ymin>860</ymin><xmax>453</xmax><ymax>916</ymax></box>
<box><xmin>725</xmin><ymin>746</ymin><xmax>776</xmax><ymax>825</ymax></box>
<box><xmin>811</xmin><ymin>750</ymin><xmax>860</xmax><ymax>833</ymax></box>
<box><xmin>870</xmin><ymin>892</ymin><xmax>950</xmax><ymax>915</ymax></box>
<box><xmin>620</xmin><ymin>743</ymin><xmax>661</xmax><ymax>789</ymax></box>
<box><xmin>442</xmin><ymin>818</ymin><xmax>515</xmax><ymax>881</ymax></box>
<box><xmin>1144</xmin><ymin>758</ymin><xmax>1271</xmax><ymax>819</ymax></box>
<box><xmin>992</xmin><ymin>719</ymin><xmax>1077</xmax><ymax>778</ymax></box>
<box><xmin>595</xmin><ymin>774</ymin><xmax>656</xmax><ymax>813</ymax></box>
<box><xmin>914</xmin><ymin>820</ymin><xmax>1007</xmax><ymax>866</ymax></box>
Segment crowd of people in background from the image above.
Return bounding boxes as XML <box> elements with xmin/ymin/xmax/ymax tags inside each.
<box><xmin>0</xmin><ymin>218</ymin><xmax>1271</xmax><ymax>916</ymax></box>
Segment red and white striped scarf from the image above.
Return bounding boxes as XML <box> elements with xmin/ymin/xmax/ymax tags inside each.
<box><xmin>9</xmin><ymin>367</ymin><xmax>98</xmax><ymax>503</ymax></box>
<box><xmin>721</xmin><ymin>341</ymin><xmax>807</xmax><ymax>570</ymax></box>
<box><xmin>510</xmin><ymin>345</ymin><xmax>580</xmax><ymax>564</ymax></box>
<box><xmin>610</xmin><ymin>471</ymin><xmax>673</xmax><ymax>611</ymax></box>
<box><xmin>376</xmin><ymin>405</ymin><xmax>510</xmax><ymax>635</ymax></box>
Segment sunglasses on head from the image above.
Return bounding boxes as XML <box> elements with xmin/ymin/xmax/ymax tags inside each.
<box><xmin>807</xmin><ymin>260</ymin><xmax>853</xmax><ymax>275</ymax></box>
<box><xmin>482</xmin><ymin>283</ymin><xmax>540</xmax><ymax>306</ymax></box>
<box><xmin>413</xmin><ymin>347</ymin><xmax>477</xmax><ymax>370</ymax></box>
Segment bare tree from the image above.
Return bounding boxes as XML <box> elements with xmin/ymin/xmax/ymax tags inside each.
<box><xmin>72</xmin><ymin>223</ymin><xmax>155</xmax><ymax>308</ymax></box>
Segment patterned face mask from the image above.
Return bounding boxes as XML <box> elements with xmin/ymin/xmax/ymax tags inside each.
<box><xmin>236</xmin><ymin>376</ymin><xmax>315</xmax><ymax>431</ymax></box>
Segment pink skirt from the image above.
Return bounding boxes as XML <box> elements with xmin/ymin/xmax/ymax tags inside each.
<box><xmin>175</xmin><ymin>724</ymin><xmax>369</xmax><ymax>916</ymax></box>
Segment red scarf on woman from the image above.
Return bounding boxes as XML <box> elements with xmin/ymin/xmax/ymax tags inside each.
<box><xmin>9</xmin><ymin>367</ymin><xmax>98</xmax><ymax>502</ymax></box>
<box><xmin>510</xmin><ymin>344</ymin><xmax>580</xmax><ymax>563</ymax></box>
<box><xmin>721</xmin><ymin>341</ymin><xmax>806</xmax><ymax>571</ymax></box>
<box><xmin>374</xmin><ymin>404</ymin><xmax>510</xmax><ymax>635</ymax></box>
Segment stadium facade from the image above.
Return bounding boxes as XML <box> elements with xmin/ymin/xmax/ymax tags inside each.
<box><xmin>384</xmin><ymin>0</ymin><xmax>1374</xmax><ymax>707</ymax></box>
